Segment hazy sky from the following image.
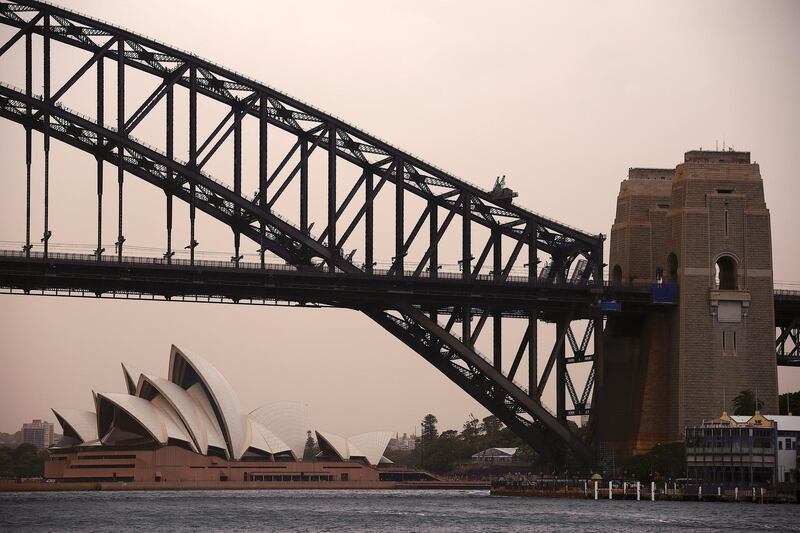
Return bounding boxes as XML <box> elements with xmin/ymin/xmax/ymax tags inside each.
<box><xmin>0</xmin><ymin>0</ymin><xmax>798</xmax><ymax>436</ymax></box>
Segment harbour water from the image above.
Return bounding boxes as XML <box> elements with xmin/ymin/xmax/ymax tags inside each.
<box><xmin>1</xmin><ymin>489</ymin><xmax>798</xmax><ymax>532</ymax></box>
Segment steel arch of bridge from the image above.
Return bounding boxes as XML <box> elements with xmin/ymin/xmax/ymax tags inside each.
<box><xmin>0</xmin><ymin>0</ymin><xmax>611</xmax><ymax>463</ymax></box>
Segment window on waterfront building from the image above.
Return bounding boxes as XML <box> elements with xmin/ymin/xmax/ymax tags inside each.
<box><xmin>715</xmin><ymin>256</ymin><xmax>737</xmax><ymax>290</ymax></box>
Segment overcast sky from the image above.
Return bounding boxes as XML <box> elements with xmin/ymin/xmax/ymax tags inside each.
<box><xmin>0</xmin><ymin>0</ymin><xmax>798</xmax><ymax>436</ymax></box>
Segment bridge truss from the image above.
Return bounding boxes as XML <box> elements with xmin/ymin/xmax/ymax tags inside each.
<box><xmin>2</xmin><ymin>1</ymin><xmax>795</xmax><ymax>466</ymax></box>
<box><xmin>0</xmin><ymin>0</ymin><xmax>613</xmax><ymax>464</ymax></box>
<box><xmin>776</xmin><ymin>291</ymin><xmax>800</xmax><ymax>367</ymax></box>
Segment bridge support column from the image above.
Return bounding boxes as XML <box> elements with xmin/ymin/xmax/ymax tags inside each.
<box><xmin>188</xmin><ymin>66</ymin><xmax>197</xmax><ymax>265</ymax></box>
<box><xmin>300</xmin><ymin>139</ymin><xmax>308</xmax><ymax>236</ymax></box>
<box><xmin>364</xmin><ymin>170</ymin><xmax>373</xmax><ymax>273</ymax></box>
<box><xmin>593</xmin><ymin>314</ymin><xmax>604</xmax><ymax>408</ymax></box>
<box><xmin>258</xmin><ymin>94</ymin><xmax>268</xmax><ymax>267</ymax></box>
<box><xmin>428</xmin><ymin>199</ymin><xmax>438</xmax><ymax>278</ymax></box>
<box><xmin>462</xmin><ymin>192</ymin><xmax>471</xmax><ymax>278</ymax></box>
<box><xmin>42</xmin><ymin>15</ymin><xmax>51</xmax><ymax>259</ymax></box>
<box><xmin>492</xmin><ymin>230</ymin><xmax>503</xmax><ymax>370</ymax></box>
<box><xmin>24</xmin><ymin>29</ymin><xmax>31</xmax><ymax>257</ymax></box>
<box><xmin>165</xmin><ymin>85</ymin><xmax>174</xmax><ymax>264</ymax></box>
<box><xmin>115</xmin><ymin>38</ymin><xmax>124</xmax><ymax>262</ymax></box>
<box><xmin>327</xmin><ymin>124</ymin><xmax>336</xmax><ymax>271</ymax></box>
<box><xmin>96</xmin><ymin>56</ymin><xmax>104</xmax><ymax>261</ymax></box>
<box><xmin>233</xmin><ymin>113</ymin><xmax>242</xmax><ymax>267</ymax></box>
<box><xmin>556</xmin><ymin>319</ymin><xmax>567</xmax><ymax>423</ymax></box>
<box><xmin>493</xmin><ymin>312</ymin><xmax>502</xmax><ymax>371</ymax></box>
<box><xmin>395</xmin><ymin>158</ymin><xmax>404</xmax><ymax>275</ymax></box>
<box><xmin>528</xmin><ymin>310</ymin><xmax>538</xmax><ymax>397</ymax></box>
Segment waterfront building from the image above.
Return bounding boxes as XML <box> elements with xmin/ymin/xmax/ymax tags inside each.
<box><xmin>45</xmin><ymin>345</ymin><xmax>398</xmax><ymax>483</ymax></box>
<box><xmin>22</xmin><ymin>419</ymin><xmax>54</xmax><ymax>450</ymax></box>
<box><xmin>685</xmin><ymin>411</ymin><xmax>799</xmax><ymax>485</ymax></box>
<box><xmin>731</xmin><ymin>414</ymin><xmax>799</xmax><ymax>483</ymax></box>
<box><xmin>471</xmin><ymin>447</ymin><xmax>518</xmax><ymax>464</ymax></box>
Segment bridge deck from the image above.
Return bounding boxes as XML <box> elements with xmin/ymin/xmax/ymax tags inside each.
<box><xmin>0</xmin><ymin>250</ymin><xmax>654</xmax><ymax>320</ymax></box>
<box><xmin>2</xmin><ymin>250</ymin><xmax>797</xmax><ymax>366</ymax></box>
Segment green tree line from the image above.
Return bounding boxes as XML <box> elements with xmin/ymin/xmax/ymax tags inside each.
<box><xmin>384</xmin><ymin>413</ymin><xmax>583</xmax><ymax>474</ymax></box>
<box><xmin>0</xmin><ymin>444</ymin><xmax>49</xmax><ymax>479</ymax></box>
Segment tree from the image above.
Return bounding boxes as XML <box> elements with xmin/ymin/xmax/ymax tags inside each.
<box><xmin>422</xmin><ymin>428</ymin><xmax>473</xmax><ymax>473</ymax></box>
<box><xmin>622</xmin><ymin>443</ymin><xmax>686</xmax><ymax>483</ymax></box>
<box><xmin>0</xmin><ymin>444</ymin><xmax>48</xmax><ymax>478</ymax></box>
<box><xmin>461</xmin><ymin>414</ymin><xmax>482</xmax><ymax>448</ymax></box>
<box><xmin>481</xmin><ymin>415</ymin><xmax>503</xmax><ymax>441</ymax></box>
<box><xmin>733</xmin><ymin>389</ymin><xmax>763</xmax><ymax>416</ymax></box>
<box><xmin>421</xmin><ymin>414</ymin><xmax>438</xmax><ymax>442</ymax></box>
<box><xmin>303</xmin><ymin>430</ymin><xmax>319</xmax><ymax>461</ymax></box>
<box><xmin>0</xmin><ymin>446</ymin><xmax>13</xmax><ymax>477</ymax></box>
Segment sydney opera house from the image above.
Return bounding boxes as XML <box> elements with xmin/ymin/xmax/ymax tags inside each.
<box><xmin>45</xmin><ymin>345</ymin><xmax>397</xmax><ymax>483</ymax></box>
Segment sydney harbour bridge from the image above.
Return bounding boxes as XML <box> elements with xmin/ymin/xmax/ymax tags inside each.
<box><xmin>0</xmin><ymin>1</ymin><xmax>797</xmax><ymax>466</ymax></box>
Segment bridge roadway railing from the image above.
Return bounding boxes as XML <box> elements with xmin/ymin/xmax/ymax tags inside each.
<box><xmin>2</xmin><ymin>245</ymin><xmax>796</xmax><ymax>296</ymax></box>
<box><xmin>1</xmin><ymin>247</ymin><xmax>546</xmax><ymax>283</ymax></box>
<box><xmin>774</xmin><ymin>288</ymin><xmax>800</xmax><ymax>297</ymax></box>
<box><xmin>0</xmin><ymin>247</ymin><xmax>654</xmax><ymax>294</ymax></box>
<box><xmin>0</xmin><ymin>248</ymin><xmax>661</xmax><ymax>288</ymax></box>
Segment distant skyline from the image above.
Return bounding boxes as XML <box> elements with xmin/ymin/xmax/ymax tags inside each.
<box><xmin>0</xmin><ymin>0</ymin><xmax>798</xmax><ymax>435</ymax></box>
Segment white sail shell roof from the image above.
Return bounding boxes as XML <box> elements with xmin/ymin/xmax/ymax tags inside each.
<box><xmin>121</xmin><ymin>363</ymin><xmax>143</xmax><ymax>396</ymax></box>
<box><xmin>149</xmin><ymin>394</ymin><xmax>195</xmax><ymax>450</ymax></box>
<box><xmin>168</xmin><ymin>345</ymin><xmax>248</xmax><ymax>459</ymax></box>
<box><xmin>250</xmin><ymin>401</ymin><xmax>310</xmax><ymax>459</ymax></box>
<box><xmin>315</xmin><ymin>430</ymin><xmax>392</xmax><ymax>466</ymax></box>
<box><xmin>316</xmin><ymin>430</ymin><xmax>348</xmax><ymax>460</ymax></box>
<box><xmin>247</xmin><ymin>417</ymin><xmax>293</xmax><ymax>456</ymax></box>
<box><xmin>95</xmin><ymin>392</ymin><xmax>169</xmax><ymax>444</ymax></box>
<box><xmin>186</xmin><ymin>383</ymin><xmax>228</xmax><ymax>455</ymax></box>
<box><xmin>347</xmin><ymin>432</ymin><xmax>394</xmax><ymax>466</ymax></box>
<box><xmin>345</xmin><ymin>441</ymin><xmax>366</xmax><ymax>461</ymax></box>
<box><xmin>51</xmin><ymin>408</ymin><xmax>98</xmax><ymax>444</ymax></box>
<box><xmin>137</xmin><ymin>373</ymin><xmax>208</xmax><ymax>454</ymax></box>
